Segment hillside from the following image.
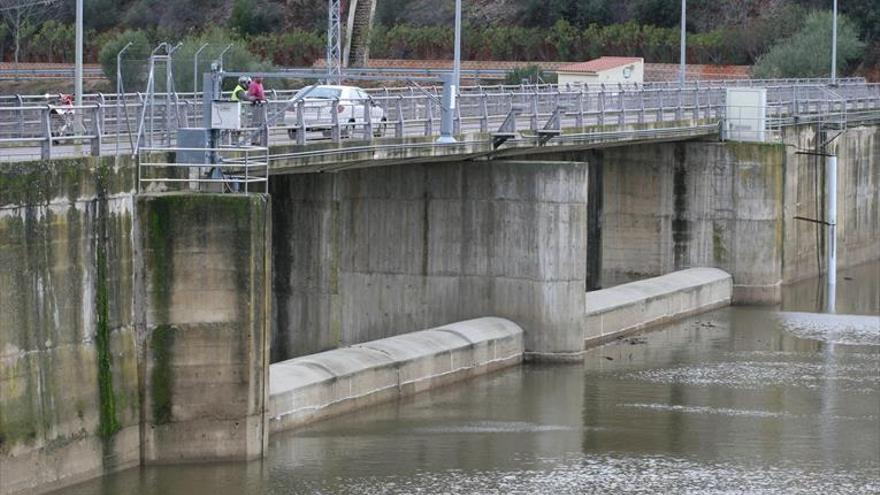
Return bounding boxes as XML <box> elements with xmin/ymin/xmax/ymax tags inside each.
<box><xmin>0</xmin><ymin>0</ymin><xmax>876</xmax><ymax>79</ymax></box>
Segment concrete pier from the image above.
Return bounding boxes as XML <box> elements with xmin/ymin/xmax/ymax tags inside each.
<box><xmin>270</xmin><ymin>160</ymin><xmax>588</xmax><ymax>362</ymax></box>
<box><xmin>137</xmin><ymin>194</ymin><xmax>271</xmax><ymax>463</ymax></box>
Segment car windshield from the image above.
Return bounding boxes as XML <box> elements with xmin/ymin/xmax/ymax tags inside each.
<box><xmin>295</xmin><ymin>87</ymin><xmax>342</xmax><ymax>100</ymax></box>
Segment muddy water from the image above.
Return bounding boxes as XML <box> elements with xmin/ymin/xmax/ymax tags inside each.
<box><xmin>59</xmin><ymin>262</ymin><xmax>880</xmax><ymax>494</ymax></box>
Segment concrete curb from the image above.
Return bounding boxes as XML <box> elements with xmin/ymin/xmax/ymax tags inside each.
<box><xmin>268</xmin><ymin>317</ymin><xmax>523</xmax><ymax>433</ymax></box>
<box><xmin>584</xmin><ymin>267</ymin><xmax>732</xmax><ymax>347</ymax></box>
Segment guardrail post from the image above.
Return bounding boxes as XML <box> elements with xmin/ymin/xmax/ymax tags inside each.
<box><xmin>91</xmin><ymin>105</ymin><xmax>103</xmax><ymax>156</ymax></box>
<box><xmin>97</xmin><ymin>93</ymin><xmax>107</xmax><ymax>136</ymax></box>
<box><xmin>363</xmin><ymin>99</ymin><xmax>373</xmax><ymax>140</ymax></box>
<box><xmin>598</xmin><ymin>85</ymin><xmax>606</xmax><ymax>126</ymax></box>
<box><xmin>618</xmin><ymin>89</ymin><xmax>626</xmax><ymax>126</ymax></box>
<box><xmin>703</xmin><ymin>90</ymin><xmax>711</xmax><ymax>120</ymax></box>
<box><xmin>296</xmin><ymin>99</ymin><xmax>306</xmax><ymax>145</ymax></box>
<box><xmin>425</xmin><ymin>96</ymin><xmax>434</xmax><ymax>136</ymax></box>
<box><xmin>258</xmin><ymin>104</ymin><xmax>269</xmax><ymax>147</ymax></box>
<box><xmin>657</xmin><ymin>90</ymin><xmax>664</xmax><ymax>122</ymax></box>
<box><xmin>16</xmin><ymin>94</ymin><xmax>24</xmax><ymax>137</ymax></box>
<box><xmin>41</xmin><ymin>106</ymin><xmax>53</xmax><ymax>159</ymax></box>
<box><xmin>576</xmin><ymin>90</ymin><xmax>584</xmax><ymax>128</ymax></box>
<box><xmin>453</xmin><ymin>90</ymin><xmax>462</xmax><ymax>136</ymax></box>
<box><xmin>395</xmin><ymin>96</ymin><xmax>404</xmax><ymax>138</ymax></box>
<box><xmin>638</xmin><ymin>91</ymin><xmax>645</xmax><ymax>124</ymax></box>
<box><xmin>331</xmin><ymin>97</ymin><xmax>341</xmax><ymax>143</ymax></box>
<box><xmin>480</xmin><ymin>93</ymin><xmax>489</xmax><ymax>133</ymax></box>
<box><xmin>676</xmin><ymin>88</ymin><xmax>684</xmax><ymax>121</ymax></box>
<box><xmin>530</xmin><ymin>90</ymin><xmax>538</xmax><ymax>131</ymax></box>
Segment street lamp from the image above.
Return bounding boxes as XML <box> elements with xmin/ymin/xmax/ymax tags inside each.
<box><xmin>679</xmin><ymin>0</ymin><xmax>686</xmax><ymax>85</ymax></box>
<box><xmin>831</xmin><ymin>0</ymin><xmax>838</xmax><ymax>84</ymax></box>
<box><xmin>437</xmin><ymin>0</ymin><xmax>462</xmax><ymax>144</ymax></box>
<box><xmin>75</xmin><ymin>0</ymin><xmax>82</xmax><ymax>107</ymax></box>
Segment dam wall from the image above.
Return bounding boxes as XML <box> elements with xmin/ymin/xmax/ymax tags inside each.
<box><xmin>0</xmin><ymin>157</ymin><xmax>141</xmax><ymax>495</ymax></box>
<box><xmin>0</xmin><ymin>158</ymin><xmax>271</xmax><ymax>495</ymax></box>
<box><xmin>270</xmin><ymin>160</ymin><xmax>588</xmax><ymax>362</ymax></box>
<box><xmin>546</xmin><ymin>123</ymin><xmax>879</xmax><ymax>304</ymax></box>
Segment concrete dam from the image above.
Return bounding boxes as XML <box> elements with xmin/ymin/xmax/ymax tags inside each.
<box><xmin>1</xmin><ymin>121</ymin><xmax>878</xmax><ymax>494</ymax></box>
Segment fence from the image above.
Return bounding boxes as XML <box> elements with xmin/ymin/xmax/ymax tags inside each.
<box><xmin>137</xmin><ymin>145</ymin><xmax>268</xmax><ymax>194</ymax></box>
<box><xmin>1</xmin><ymin>80</ymin><xmax>879</xmax><ymax>162</ymax></box>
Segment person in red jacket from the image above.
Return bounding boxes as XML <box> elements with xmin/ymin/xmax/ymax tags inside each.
<box><xmin>247</xmin><ymin>77</ymin><xmax>266</xmax><ymax>103</ymax></box>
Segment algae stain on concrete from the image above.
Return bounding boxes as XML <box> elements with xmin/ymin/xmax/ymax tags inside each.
<box><xmin>712</xmin><ymin>221</ymin><xmax>729</xmax><ymax>264</ymax></box>
<box><xmin>94</xmin><ymin>164</ymin><xmax>121</xmax><ymax>441</ymax></box>
<box><xmin>150</xmin><ymin>325</ymin><xmax>176</xmax><ymax>425</ymax></box>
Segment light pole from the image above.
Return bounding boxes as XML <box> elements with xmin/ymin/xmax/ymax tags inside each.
<box><xmin>831</xmin><ymin>0</ymin><xmax>838</xmax><ymax>84</ymax></box>
<box><xmin>437</xmin><ymin>0</ymin><xmax>462</xmax><ymax>144</ymax></box>
<box><xmin>73</xmin><ymin>0</ymin><xmax>83</xmax><ymax>107</ymax></box>
<box><xmin>679</xmin><ymin>0</ymin><xmax>686</xmax><ymax>85</ymax></box>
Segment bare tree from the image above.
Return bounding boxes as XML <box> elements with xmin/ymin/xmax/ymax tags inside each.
<box><xmin>0</xmin><ymin>0</ymin><xmax>58</xmax><ymax>63</ymax></box>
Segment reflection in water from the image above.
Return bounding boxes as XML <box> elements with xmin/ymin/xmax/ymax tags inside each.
<box><xmin>781</xmin><ymin>260</ymin><xmax>880</xmax><ymax>315</ymax></box>
<box><xmin>58</xmin><ymin>267</ymin><xmax>880</xmax><ymax>495</ymax></box>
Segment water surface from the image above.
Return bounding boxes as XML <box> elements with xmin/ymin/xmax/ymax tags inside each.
<box><xmin>59</xmin><ymin>262</ymin><xmax>880</xmax><ymax>494</ymax></box>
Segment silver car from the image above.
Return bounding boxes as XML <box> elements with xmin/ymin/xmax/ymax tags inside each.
<box><xmin>283</xmin><ymin>85</ymin><xmax>386</xmax><ymax>140</ymax></box>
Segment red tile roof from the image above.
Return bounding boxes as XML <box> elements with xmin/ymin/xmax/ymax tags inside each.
<box><xmin>558</xmin><ymin>57</ymin><xmax>643</xmax><ymax>73</ymax></box>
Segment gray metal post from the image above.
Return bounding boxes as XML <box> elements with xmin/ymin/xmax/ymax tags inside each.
<box><xmin>437</xmin><ymin>73</ymin><xmax>457</xmax><ymax>143</ymax></box>
<box><xmin>91</xmin><ymin>105</ymin><xmax>102</xmax><ymax>156</ymax></box>
<box><xmin>41</xmin><ymin>107</ymin><xmax>52</xmax><ymax>159</ymax></box>
<box><xmin>679</xmin><ymin>0</ymin><xmax>686</xmax><ymax>85</ymax></box>
<box><xmin>831</xmin><ymin>0</ymin><xmax>838</xmax><ymax>84</ymax></box>
<box><xmin>194</xmin><ymin>43</ymin><xmax>209</xmax><ymax>95</ymax></box>
<box><xmin>75</xmin><ymin>0</ymin><xmax>83</xmax><ymax>112</ymax></box>
<box><xmin>116</xmin><ymin>42</ymin><xmax>133</xmax><ymax>156</ymax></box>
<box><xmin>826</xmin><ymin>153</ymin><xmax>837</xmax><ymax>312</ymax></box>
<box><xmin>436</xmin><ymin>0</ymin><xmax>462</xmax><ymax>144</ymax></box>
<box><xmin>218</xmin><ymin>44</ymin><xmax>233</xmax><ymax>71</ymax></box>
<box><xmin>166</xmin><ymin>43</ymin><xmax>182</xmax><ymax>145</ymax></box>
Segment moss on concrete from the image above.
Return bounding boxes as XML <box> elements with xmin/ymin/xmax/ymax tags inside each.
<box><xmin>94</xmin><ymin>164</ymin><xmax>120</xmax><ymax>441</ymax></box>
<box><xmin>712</xmin><ymin>221</ymin><xmax>729</xmax><ymax>264</ymax></box>
<box><xmin>149</xmin><ymin>325</ymin><xmax>176</xmax><ymax>425</ymax></box>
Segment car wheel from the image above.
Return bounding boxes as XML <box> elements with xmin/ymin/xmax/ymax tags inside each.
<box><xmin>373</xmin><ymin>117</ymin><xmax>387</xmax><ymax>138</ymax></box>
<box><xmin>343</xmin><ymin>118</ymin><xmax>356</xmax><ymax>138</ymax></box>
<box><xmin>287</xmin><ymin>129</ymin><xmax>298</xmax><ymax>141</ymax></box>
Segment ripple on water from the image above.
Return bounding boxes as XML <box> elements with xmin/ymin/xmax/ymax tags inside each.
<box><xmin>622</xmin><ymin>360</ymin><xmax>879</xmax><ymax>392</ymax></box>
<box><xmin>616</xmin><ymin>402</ymin><xmax>878</xmax><ymax>422</ymax></box>
<box><xmin>293</xmin><ymin>454</ymin><xmax>880</xmax><ymax>495</ymax></box>
<box><xmin>776</xmin><ymin>312</ymin><xmax>880</xmax><ymax>345</ymax></box>
<box><xmin>409</xmin><ymin>421</ymin><xmax>580</xmax><ymax>434</ymax></box>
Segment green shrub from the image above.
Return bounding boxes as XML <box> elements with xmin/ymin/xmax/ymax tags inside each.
<box><xmin>753</xmin><ymin>11</ymin><xmax>865</xmax><ymax>78</ymax></box>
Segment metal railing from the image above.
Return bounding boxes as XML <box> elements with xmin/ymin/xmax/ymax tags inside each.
<box><xmin>2</xmin><ymin>80</ymin><xmax>879</xmax><ymax>162</ymax></box>
<box><xmin>137</xmin><ymin>145</ymin><xmax>268</xmax><ymax>194</ymax></box>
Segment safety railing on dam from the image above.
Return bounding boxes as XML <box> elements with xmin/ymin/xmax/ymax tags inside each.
<box><xmin>137</xmin><ymin>145</ymin><xmax>269</xmax><ymax>194</ymax></box>
<box><xmin>1</xmin><ymin>79</ymin><xmax>878</xmax><ymax>163</ymax></box>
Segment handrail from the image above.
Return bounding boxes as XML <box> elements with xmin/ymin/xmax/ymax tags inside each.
<box><xmin>0</xmin><ymin>80</ymin><xmax>877</xmax><ymax>163</ymax></box>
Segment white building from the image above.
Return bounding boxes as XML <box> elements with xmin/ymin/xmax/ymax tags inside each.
<box><xmin>557</xmin><ymin>57</ymin><xmax>644</xmax><ymax>85</ymax></box>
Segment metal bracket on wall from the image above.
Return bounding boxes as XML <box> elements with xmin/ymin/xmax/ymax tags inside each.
<box><xmin>492</xmin><ymin>105</ymin><xmax>524</xmax><ymax>149</ymax></box>
<box><xmin>536</xmin><ymin>105</ymin><xmax>569</xmax><ymax>146</ymax></box>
